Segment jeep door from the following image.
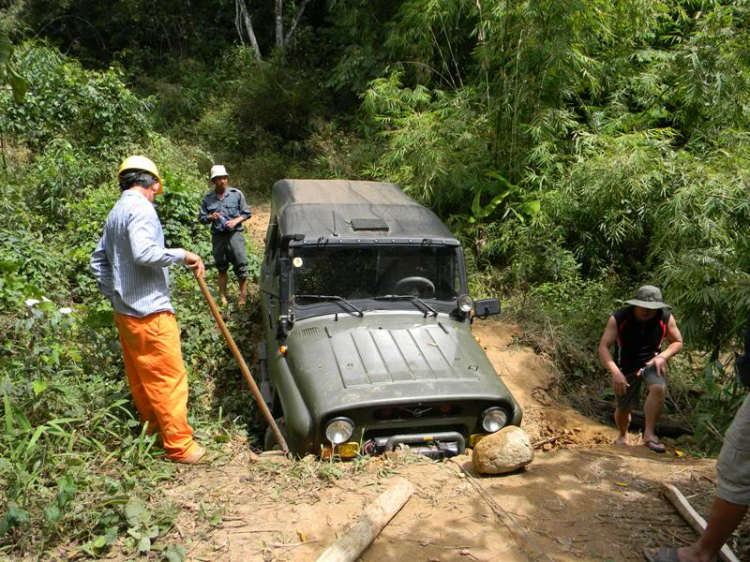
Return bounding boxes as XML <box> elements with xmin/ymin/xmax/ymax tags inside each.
<box><xmin>260</xmin><ymin>220</ymin><xmax>282</xmax><ymax>339</ymax></box>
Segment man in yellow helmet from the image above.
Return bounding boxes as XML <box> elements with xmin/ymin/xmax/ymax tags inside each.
<box><xmin>89</xmin><ymin>156</ymin><xmax>209</xmax><ymax>464</ymax></box>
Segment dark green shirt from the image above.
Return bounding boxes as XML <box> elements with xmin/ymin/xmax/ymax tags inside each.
<box><xmin>198</xmin><ymin>187</ymin><xmax>252</xmax><ymax>235</ymax></box>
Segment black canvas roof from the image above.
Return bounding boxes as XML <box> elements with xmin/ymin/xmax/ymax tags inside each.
<box><xmin>271</xmin><ymin>179</ymin><xmax>456</xmax><ymax>242</ymax></box>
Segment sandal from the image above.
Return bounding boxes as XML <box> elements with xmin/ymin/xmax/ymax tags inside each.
<box><xmin>644</xmin><ymin>439</ymin><xmax>666</xmax><ymax>453</ymax></box>
<box><xmin>644</xmin><ymin>546</ymin><xmax>681</xmax><ymax>561</ymax></box>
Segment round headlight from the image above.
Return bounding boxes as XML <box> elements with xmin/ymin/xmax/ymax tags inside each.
<box><xmin>481</xmin><ymin>408</ymin><xmax>508</xmax><ymax>433</ymax></box>
<box><xmin>325</xmin><ymin>418</ymin><xmax>354</xmax><ymax>444</ymax></box>
<box><xmin>457</xmin><ymin>294</ymin><xmax>474</xmax><ymax>313</ymax></box>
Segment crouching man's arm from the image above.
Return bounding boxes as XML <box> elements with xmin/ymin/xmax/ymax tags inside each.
<box><xmin>599</xmin><ymin>316</ymin><xmax>628</xmax><ymax>396</ymax></box>
<box><xmin>646</xmin><ymin>315</ymin><xmax>683</xmax><ymax>377</ymax></box>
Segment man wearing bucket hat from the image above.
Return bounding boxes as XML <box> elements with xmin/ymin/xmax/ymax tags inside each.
<box><xmin>90</xmin><ymin>156</ymin><xmax>209</xmax><ymax>464</ymax></box>
<box><xmin>198</xmin><ymin>165</ymin><xmax>252</xmax><ymax>306</ymax></box>
<box><xmin>598</xmin><ymin>285</ymin><xmax>683</xmax><ymax>453</ymax></box>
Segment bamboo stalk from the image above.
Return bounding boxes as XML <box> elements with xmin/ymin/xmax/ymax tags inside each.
<box><xmin>194</xmin><ymin>273</ymin><xmax>288</xmax><ymax>454</ymax></box>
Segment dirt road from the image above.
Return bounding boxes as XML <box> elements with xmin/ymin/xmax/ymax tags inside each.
<box><xmin>155</xmin><ymin>205</ymin><xmax>737</xmax><ymax>562</ymax></box>
<box><xmin>164</xmin><ymin>317</ymin><xmax>724</xmax><ymax>562</ymax></box>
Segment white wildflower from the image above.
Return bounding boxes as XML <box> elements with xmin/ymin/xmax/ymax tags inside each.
<box><xmin>42</xmin><ymin>296</ymin><xmax>51</xmax><ymax>302</ymax></box>
<box><xmin>59</xmin><ymin>307</ymin><xmax>73</xmax><ymax>315</ymax></box>
<box><xmin>25</xmin><ymin>299</ymin><xmax>40</xmax><ymax>307</ymax></box>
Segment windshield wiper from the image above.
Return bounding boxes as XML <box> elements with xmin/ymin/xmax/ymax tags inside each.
<box><xmin>374</xmin><ymin>295</ymin><xmax>438</xmax><ymax>317</ymax></box>
<box><xmin>295</xmin><ymin>294</ymin><xmax>364</xmax><ymax>317</ymax></box>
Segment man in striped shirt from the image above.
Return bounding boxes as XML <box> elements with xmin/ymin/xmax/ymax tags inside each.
<box><xmin>90</xmin><ymin>155</ymin><xmax>208</xmax><ymax>464</ymax></box>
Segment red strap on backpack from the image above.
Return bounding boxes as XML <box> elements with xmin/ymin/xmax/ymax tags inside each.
<box><xmin>658</xmin><ymin>311</ymin><xmax>671</xmax><ymax>348</ymax></box>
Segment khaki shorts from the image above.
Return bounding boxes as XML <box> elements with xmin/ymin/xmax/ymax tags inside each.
<box><xmin>616</xmin><ymin>363</ymin><xmax>666</xmax><ymax>411</ymax></box>
<box><xmin>717</xmin><ymin>394</ymin><xmax>750</xmax><ymax>506</ymax></box>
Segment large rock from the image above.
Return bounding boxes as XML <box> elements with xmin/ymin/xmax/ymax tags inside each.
<box><xmin>472</xmin><ymin>426</ymin><xmax>534</xmax><ymax>475</ymax></box>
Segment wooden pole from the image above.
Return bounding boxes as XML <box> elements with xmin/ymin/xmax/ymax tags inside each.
<box><xmin>662</xmin><ymin>484</ymin><xmax>741</xmax><ymax>562</ymax></box>
<box><xmin>316</xmin><ymin>478</ymin><xmax>414</xmax><ymax>562</ymax></box>
<box><xmin>194</xmin><ymin>273</ymin><xmax>288</xmax><ymax>454</ymax></box>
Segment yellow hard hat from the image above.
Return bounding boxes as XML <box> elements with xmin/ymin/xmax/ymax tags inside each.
<box><xmin>118</xmin><ymin>155</ymin><xmax>163</xmax><ymax>194</ymax></box>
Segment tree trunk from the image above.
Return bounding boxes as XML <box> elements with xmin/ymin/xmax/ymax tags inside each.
<box><xmin>284</xmin><ymin>0</ymin><xmax>311</xmax><ymax>47</ymax></box>
<box><xmin>236</xmin><ymin>0</ymin><xmax>262</xmax><ymax>60</ymax></box>
<box><xmin>275</xmin><ymin>0</ymin><xmax>284</xmax><ymax>47</ymax></box>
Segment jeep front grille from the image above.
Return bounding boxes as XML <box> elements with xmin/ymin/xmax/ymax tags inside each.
<box><xmin>373</xmin><ymin>404</ymin><xmax>462</xmax><ymax>421</ymax></box>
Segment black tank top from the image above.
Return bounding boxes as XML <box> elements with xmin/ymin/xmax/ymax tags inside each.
<box><xmin>612</xmin><ymin>306</ymin><xmax>670</xmax><ymax>374</ymax></box>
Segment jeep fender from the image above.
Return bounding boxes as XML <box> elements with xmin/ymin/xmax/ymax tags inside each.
<box><xmin>270</xmin><ymin>347</ymin><xmax>314</xmax><ymax>455</ymax></box>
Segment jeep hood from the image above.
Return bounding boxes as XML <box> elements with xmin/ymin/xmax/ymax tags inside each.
<box><xmin>283</xmin><ymin>313</ymin><xmax>515</xmax><ymax>416</ymax></box>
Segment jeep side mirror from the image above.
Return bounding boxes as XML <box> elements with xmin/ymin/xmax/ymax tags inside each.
<box><xmin>474</xmin><ymin>298</ymin><xmax>501</xmax><ymax>319</ymax></box>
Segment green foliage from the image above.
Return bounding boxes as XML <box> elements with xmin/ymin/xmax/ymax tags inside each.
<box><xmin>0</xmin><ymin>39</ymin><xmax>262</xmax><ymax>557</ymax></box>
<box><xmin>0</xmin><ymin>43</ymin><xmax>151</xmax><ymax>159</ymax></box>
<box><xmin>352</xmin><ymin>0</ymin><xmax>750</xmax><ymax>443</ymax></box>
<box><xmin>0</xmin><ymin>31</ymin><xmax>26</xmax><ymax>102</ymax></box>
<box><xmin>0</xmin><ymin>301</ymin><xmax>162</xmax><ymax>552</ymax></box>
<box><xmin>234</xmin><ymin>57</ymin><xmax>327</xmax><ymax>148</ymax></box>
<box><xmin>17</xmin><ymin>0</ymin><xmax>236</xmax><ymax>70</ymax></box>
<box><xmin>362</xmin><ymin>72</ymin><xmax>492</xmax><ymax>210</ymax></box>
<box><xmin>29</xmin><ymin>139</ymin><xmax>101</xmax><ymax>224</ymax></box>
<box><xmin>194</xmin><ymin>48</ymin><xmax>330</xmax><ymax>191</ymax></box>
<box><xmin>325</xmin><ymin>0</ymin><xmax>396</xmax><ymax>94</ymax></box>
<box><xmin>306</xmin><ymin>121</ymin><xmax>381</xmax><ymax>179</ymax></box>
<box><xmin>513</xmin><ymin>276</ymin><xmax>624</xmax><ymax>379</ymax></box>
<box><xmin>3</xmin><ymin>0</ymin><xmax>750</xmax><ymax>553</ymax></box>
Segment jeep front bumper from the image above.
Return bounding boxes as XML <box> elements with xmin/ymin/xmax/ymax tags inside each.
<box><xmin>362</xmin><ymin>431</ymin><xmax>466</xmax><ymax>459</ymax></box>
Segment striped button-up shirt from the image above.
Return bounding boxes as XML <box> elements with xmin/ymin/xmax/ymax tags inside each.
<box><xmin>90</xmin><ymin>190</ymin><xmax>185</xmax><ymax>318</ymax></box>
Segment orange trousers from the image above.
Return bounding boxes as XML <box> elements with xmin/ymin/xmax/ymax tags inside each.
<box><xmin>114</xmin><ymin>311</ymin><xmax>199</xmax><ymax>461</ymax></box>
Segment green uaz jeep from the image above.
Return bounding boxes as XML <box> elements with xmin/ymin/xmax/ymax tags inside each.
<box><xmin>258</xmin><ymin>180</ymin><xmax>522</xmax><ymax>459</ymax></box>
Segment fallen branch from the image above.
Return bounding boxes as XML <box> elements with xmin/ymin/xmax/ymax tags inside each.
<box><xmin>533</xmin><ymin>435</ymin><xmax>560</xmax><ymax>449</ymax></box>
<box><xmin>227</xmin><ymin>528</ymin><xmax>282</xmax><ymax>535</ymax></box>
<box><xmin>316</xmin><ymin>477</ymin><xmax>414</xmax><ymax>562</ymax></box>
<box><xmin>662</xmin><ymin>484</ymin><xmax>740</xmax><ymax>562</ymax></box>
<box><xmin>272</xmin><ymin>540</ymin><xmax>319</xmax><ymax>561</ymax></box>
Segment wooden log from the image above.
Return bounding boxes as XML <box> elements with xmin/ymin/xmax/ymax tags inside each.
<box><xmin>317</xmin><ymin>477</ymin><xmax>414</xmax><ymax>562</ymax></box>
<box><xmin>586</xmin><ymin>398</ymin><xmax>693</xmax><ymax>437</ymax></box>
<box><xmin>662</xmin><ymin>484</ymin><xmax>741</xmax><ymax>562</ymax></box>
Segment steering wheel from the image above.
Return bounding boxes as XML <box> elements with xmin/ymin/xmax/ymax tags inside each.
<box><xmin>394</xmin><ymin>276</ymin><xmax>435</xmax><ymax>298</ymax></box>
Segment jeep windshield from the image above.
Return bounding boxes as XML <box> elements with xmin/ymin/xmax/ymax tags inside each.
<box><xmin>291</xmin><ymin>245</ymin><xmax>461</xmax><ymax>307</ymax></box>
